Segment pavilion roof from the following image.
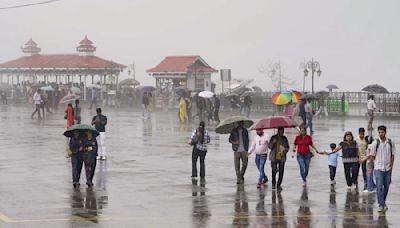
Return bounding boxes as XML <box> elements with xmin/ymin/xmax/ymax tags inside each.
<box><xmin>0</xmin><ymin>54</ymin><xmax>126</xmax><ymax>69</ymax></box>
<box><xmin>147</xmin><ymin>56</ymin><xmax>217</xmax><ymax>73</ymax></box>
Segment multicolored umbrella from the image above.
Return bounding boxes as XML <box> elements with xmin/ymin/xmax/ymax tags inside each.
<box><xmin>63</xmin><ymin>124</ymin><xmax>99</xmax><ymax>137</ymax></box>
<box><xmin>272</xmin><ymin>92</ymin><xmax>292</xmax><ymax>105</ymax></box>
<box><xmin>252</xmin><ymin>116</ymin><xmax>298</xmax><ymax>130</ymax></box>
<box><xmin>215</xmin><ymin>116</ymin><xmax>254</xmax><ymax>134</ymax></box>
<box><xmin>291</xmin><ymin>90</ymin><xmax>302</xmax><ymax>103</ymax></box>
<box><xmin>59</xmin><ymin>95</ymin><xmax>80</xmax><ymax>104</ymax></box>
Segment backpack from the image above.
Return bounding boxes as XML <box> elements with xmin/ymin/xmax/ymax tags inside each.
<box><xmin>375</xmin><ymin>138</ymin><xmax>393</xmax><ymax>156</ymax></box>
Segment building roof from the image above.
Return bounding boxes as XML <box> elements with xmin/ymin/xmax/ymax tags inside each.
<box><xmin>0</xmin><ymin>54</ymin><xmax>125</xmax><ymax>69</ymax></box>
<box><xmin>147</xmin><ymin>56</ymin><xmax>217</xmax><ymax>73</ymax></box>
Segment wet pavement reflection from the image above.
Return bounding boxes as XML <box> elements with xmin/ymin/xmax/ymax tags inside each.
<box><xmin>0</xmin><ymin>105</ymin><xmax>399</xmax><ymax>227</ymax></box>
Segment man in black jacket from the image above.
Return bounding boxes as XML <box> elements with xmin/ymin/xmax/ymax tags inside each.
<box><xmin>229</xmin><ymin>121</ymin><xmax>249</xmax><ymax>184</ymax></box>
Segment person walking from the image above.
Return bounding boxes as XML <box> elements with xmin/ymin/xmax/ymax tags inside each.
<box><xmin>371</xmin><ymin>125</ymin><xmax>395</xmax><ymax>212</ymax></box>
<box><xmin>69</xmin><ymin>131</ymin><xmax>83</xmax><ymax>188</ymax></box>
<box><xmin>367</xmin><ymin>95</ymin><xmax>377</xmax><ymax>134</ymax></box>
<box><xmin>82</xmin><ymin>130</ymin><xmax>98</xmax><ymax>188</ymax></box>
<box><xmin>248</xmin><ymin>129</ymin><xmax>270</xmax><ymax>188</ymax></box>
<box><xmin>293</xmin><ymin>126</ymin><xmax>319</xmax><ymax>187</ymax></box>
<box><xmin>331</xmin><ymin>131</ymin><xmax>360</xmax><ymax>189</ymax></box>
<box><xmin>75</xmin><ymin>100</ymin><xmax>82</xmax><ymax>124</ymax></box>
<box><xmin>213</xmin><ymin>94</ymin><xmax>220</xmax><ymax>124</ymax></box>
<box><xmin>31</xmin><ymin>89</ymin><xmax>42</xmax><ymax>119</ymax></box>
<box><xmin>142</xmin><ymin>92</ymin><xmax>148</xmax><ymax>119</ymax></box>
<box><xmin>298</xmin><ymin>99</ymin><xmax>306</xmax><ymax>126</ymax></box>
<box><xmin>268</xmin><ymin>127</ymin><xmax>289</xmax><ymax>191</ymax></box>
<box><xmin>356</xmin><ymin>128</ymin><xmax>369</xmax><ymax>190</ymax></box>
<box><xmin>147</xmin><ymin>93</ymin><xmax>154</xmax><ymax>120</ymax></box>
<box><xmin>304</xmin><ymin>99</ymin><xmax>314</xmax><ymax>135</ymax></box>
<box><xmin>65</xmin><ymin>103</ymin><xmax>75</xmax><ymax>128</ymax></box>
<box><xmin>229</xmin><ymin>121</ymin><xmax>249</xmax><ymax>184</ymax></box>
<box><xmin>89</xmin><ymin>88</ymin><xmax>98</xmax><ymax>109</ymax></box>
<box><xmin>364</xmin><ymin>136</ymin><xmax>376</xmax><ymax>193</ymax></box>
<box><xmin>178</xmin><ymin>97</ymin><xmax>187</xmax><ymax>124</ymax></box>
<box><xmin>316</xmin><ymin>97</ymin><xmax>328</xmax><ymax>118</ymax></box>
<box><xmin>188</xmin><ymin>121</ymin><xmax>210</xmax><ymax>179</ymax></box>
<box><xmin>92</xmin><ymin>108</ymin><xmax>108</xmax><ymax>160</ymax></box>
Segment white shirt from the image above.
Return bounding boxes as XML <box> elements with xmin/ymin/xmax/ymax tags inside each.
<box><xmin>304</xmin><ymin>103</ymin><xmax>312</xmax><ymax>113</ymax></box>
<box><xmin>367</xmin><ymin>99</ymin><xmax>376</xmax><ymax>111</ymax></box>
<box><xmin>33</xmin><ymin>92</ymin><xmax>41</xmax><ymax>105</ymax></box>
<box><xmin>371</xmin><ymin>138</ymin><xmax>396</xmax><ymax>171</ymax></box>
<box><xmin>248</xmin><ymin>133</ymin><xmax>270</xmax><ymax>155</ymax></box>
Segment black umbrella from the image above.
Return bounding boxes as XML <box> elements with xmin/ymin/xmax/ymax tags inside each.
<box><xmin>225</xmin><ymin>93</ymin><xmax>239</xmax><ymax>98</ymax></box>
<box><xmin>252</xmin><ymin>86</ymin><xmax>263</xmax><ymax>94</ymax></box>
<box><xmin>362</xmin><ymin>84</ymin><xmax>389</xmax><ymax>94</ymax></box>
<box><xmin>174</xmin><ymin>87</ymin><xmax>188</xmax><ymax>97</ymax></box>
<box><xmin>315</xmin><ymin>90</ymin><xmax>329</xmax><ymax>98</ymax></box>
<box><xmin>326</xmin><ymin>84</ymin><xmax>339</xmax><ymax>90</ymax></box>
<box><xmin>300</xmin><ymin>94</ymin><xmax>317</xmax><ymax>100</ymax></box>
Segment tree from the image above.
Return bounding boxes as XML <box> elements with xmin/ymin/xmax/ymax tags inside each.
<box><xmin>258</xmin><ymin>61</ymin><xmax>297</xmax><ymax>91</ymax></box>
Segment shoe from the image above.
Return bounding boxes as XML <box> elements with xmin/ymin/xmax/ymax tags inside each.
<box><xmin>97</xmin><ymin>156</ymin><xmax>101</xmax><ymax>160</ymax></box>
<box><xmin>378</xmin><ymin>207</ymin><xmax>385</xmax><ymax>213</ymax></box>
<box><xmin>347</xmin><ymin>186</ymin><xmax>352</xmax><ymax>190</ymax></box>
<box><xmin>73</xmin><ymin>183</ymin><xmax>80</xmax><ymax>189</ymax></box>
<box><xmin>263</xmin><ymin>176</ymin><xmax>268</xmax><ymax>185</ymax></box>
<box><xmin>302</xmin><ymin>181</ymin><xmax>307</xmax><ymax>187</ymax></box>
<box><xmin>330</xmin><ymin>180</ymin><xmax>336</xmax><ymax>185</ymax></box>
<box><xmin>384</xmin><ymin>205</ymin><xmax>388</xmax><ymax>211</ymax></box>
<box><xmin>363</xmin><ymin>189</ymin><xmax>370</xmax><ymax>193</ymax></box>
<box><xmin>277</xmin><ymin>186</ymin><xmax>283</xmax><ymax>191</ymax></box>
<box><xmin>191</xmin><ymin>176</ymin><xmax>198</xmax><ymax>179</ymax></box>
<box><xmin>272</xmin><ymin>185</ymin><xmax>276</xmax><ymax>190</ymax></box>
<box><xmin>257</xmin><ymin>183</ymin><xmax>262</xmax><ymax>189</ymax></box>
<box><xmin>364</xmin><ymin>184</ymin><xmax>367</xmax><ymax>191</ymax></box>
<box><xmin>236</xmin><ymin>179</ymin><xmax>243</xmax><ymax>185</ymax></box>
<box><xmin>87</xmin><ymin>182</ymin><xmax>93</xmax><ymax>188</ymax></box>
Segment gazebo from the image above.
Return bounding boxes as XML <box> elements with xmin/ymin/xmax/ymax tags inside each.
<box><xmin>0</xmin><ymin>36</ymin><xmax>126</xmax><ymax>99</ymax></box>
<box><xmin>147</xmin><ymin>56</ymin><xmax>217</xmax><ymax>91</ymax></box>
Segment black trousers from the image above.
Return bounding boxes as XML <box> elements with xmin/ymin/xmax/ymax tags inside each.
<box><xmin>271</xmin><ymin>161</ymin><xmax>285</xmax><ymax>187</ymax></box>
<box><xmin>329</xmin><ymin>165</ymin><xmax>337</xmax><ymax>181</ymax></box>
<box><xmin>343</xmin><ymin>162</ymin><xmax>360</xmax><ymax>187</ymax></box>
<box><xmin>361</xmin><ymin>161</ymin><xmax>367</xmax><ymax>186</ymax></box>
<box><xmin>192</xmin><ymin>148</ymin><xmax>207</xmax><ymax>177</ymax></box>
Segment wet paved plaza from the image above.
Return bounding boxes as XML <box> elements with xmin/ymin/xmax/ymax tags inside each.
<box><xmin>0</xmin><ymin>105</ymin><xmax>400</xmax><ymax>227</ymax></box>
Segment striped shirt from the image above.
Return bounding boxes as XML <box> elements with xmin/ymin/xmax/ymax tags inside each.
<box><xmin>371</xmin><ymin>138</ymin><xmax>396</xmax><ymax>171</ymax></box>
<box><xmin>191</xmin><ymin>129</ymin><xmax>210</xmax><ymax>151</ymax></box>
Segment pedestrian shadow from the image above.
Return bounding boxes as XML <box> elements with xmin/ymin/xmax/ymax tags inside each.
<box><xmin>271</xmin><ymin>190</ymin><xmax>288</xmax><ymax>227</ymax></box>
<box><xmin>296</xmin><ymin>187</ymin><xmax>312</xmax><ymax>227</ymax></box>
<box><xmin>191</xmin><ymin>178</ymin><xmax>210</xmax><ymax>227</ymax></box>
<box><xmin>232</xmin><ymin>185</ymin><xmax>249</xmax><ymax>227</ymax></box>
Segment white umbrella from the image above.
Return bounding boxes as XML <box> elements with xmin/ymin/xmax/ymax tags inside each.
<box><xmin>198</xmin><ymin>91</ymin><xmax>214</xmax><ymax>98</ymax></box>
<box><xmin>40</xmin><ymin>86</ymin><xmax>54</xmax><ymax>92</ymax></box>
<box><xmin>70</xmin><ymin>87</ymin><xmax>81</xmax><ymax>94</ymax></box>
<box><xmin>86</xmin><ymin>84</ymin><xmax>102</xmax><ymax>89</ymax></box>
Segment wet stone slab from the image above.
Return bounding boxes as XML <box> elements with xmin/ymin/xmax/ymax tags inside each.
<box><xmin>0</xmin><ymin>105</ymin><xmax>399</xmax><ymax>227</ymax></box>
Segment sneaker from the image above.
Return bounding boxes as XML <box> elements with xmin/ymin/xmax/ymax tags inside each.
<box><xmin>87</xmin><ymin>182</ymin><xmax>94</xmax><ymax>188</ymax></box>
<box><xmin>302</xmin><ymin>181</ymin><xmax>307</xmax><ymax>187</ymax></box>
<box><xmin>363</xmin><ymin>189</ymin><xmax>370</xmax><ymax>193</ymax></box>
<box><xmin>277</xmin><ymin>186</ymin><xmax>283</xmax><ymax>191</ymax></box>
<box><xmin>263</xmin><ymin>176</ymin><xmax>268</xmax><ymax>185</ymax></box>
<box><xmin>330</xmin><ymin>180</ymin><xmax>336</xmax><ymax>185</ymax></box>
<box><xmin>384</xmin><ymin>205</ymin><xmax>388</xmax><ymax>211</ymax></box>
<box><xmin>378</xmin><ymin>207</ymin><xmax>385</xmax><ymax>213</ymax></box>
<box><xmin>191</xmin><ymin>176</ymin><xmax>198</xmax><ymax>179</ymax></box>
<box><xmin>347</xmin><ymin>186</ymin><xmax>352</xmax><ymax>190</ymax></box>
<box><xmin>97</xmin><ymin>156</ymin><xmax>101</xmax><ymax>160</ymax></box>
<box><xmin>102</xmin><ymin>156</ymin><xmax>107</xmax><ymax>160</ymax></box>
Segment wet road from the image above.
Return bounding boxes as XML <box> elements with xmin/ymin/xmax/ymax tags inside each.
<box><xmin>0</xmin><ymin>105</ymin><xmax>399</xmax><ymax>227</ymax></box>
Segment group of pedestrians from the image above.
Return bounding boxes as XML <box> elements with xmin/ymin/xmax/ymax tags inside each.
<box><xmin>178</xmin><ymin>94</ymin><xmax>220</xmax><ymax>125</ymax></box>
<box><xmin>31</xmin><ymin>89</ymin><xmax>52</xmax><ymax>119</ymax></box>
<box><xmin>188</xmin><ymin>119</ymin><xmax>395</xmax><ymax>213</ymax></box>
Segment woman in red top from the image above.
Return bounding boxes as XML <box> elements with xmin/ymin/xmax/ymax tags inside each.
<box><xmin>293</xmin><ymin>126</ymin><xmax>319</xmax><ymax>186</ymax></box>
<box><xmin>65</xmin><ymin>103</ymin><xmax>75</xmax><ymax>128</ymax></box>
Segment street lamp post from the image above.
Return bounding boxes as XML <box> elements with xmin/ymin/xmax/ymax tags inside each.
<box><xmin>303</xmin><ymin>58</ymin><xmax>322</xmax><ymax>94</ymax></box>
<box><xmin>271</xmin><ymin>61</ymin><xmax>282</xmax><ymax>92</ymax></box>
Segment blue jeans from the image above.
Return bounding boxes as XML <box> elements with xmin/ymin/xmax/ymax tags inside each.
<box><xmin>375</xmin><ymin>170</ymin><xmax>392</xmax><ymax>208</ymax></box>
<box><xmin>297</xmin><ymin>153</ymin><xmax>312</xmax><ymax>182</ymax></box>
<box><xmin>305</xmin><ymin>113</ymin><xmax>313</xmax><ymax>134</ymax></box>
<box><xmin>255</xmin><ymin>154</ymin><xmax>267</xmax><ymax>183</ymax></box>
<box><xmin>367</xmin><ymin>171</ymin><xmax>376</xmax><ymax>191</ymax></box>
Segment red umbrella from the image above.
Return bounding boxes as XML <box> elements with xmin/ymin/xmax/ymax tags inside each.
<box><xmin>252</xmin><ymin>116</ymin><xmax>298</xmax><ymax>130</ymax></box>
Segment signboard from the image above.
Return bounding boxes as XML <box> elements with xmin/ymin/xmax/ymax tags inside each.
<box><xmin>220</xmin><ymin>69</ymin><xmax>231</xmax><ymax>81</ymax></box>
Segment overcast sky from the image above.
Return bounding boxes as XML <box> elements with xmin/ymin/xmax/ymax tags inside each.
<box><xmin>0</xmin><ymin>0</ymin><xmax>399</xmax><ymax>92</ymax></box>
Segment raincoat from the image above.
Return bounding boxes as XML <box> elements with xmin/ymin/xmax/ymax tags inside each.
<box><xmin>147</xmin><ymin>96</ymin><xmax>154</xmax><ymax>113</ymax></box>
<box><xmin>65</xmin><ymin>106</ymin><xmax>75</xmax><ymax>128</ymax></box>
<box><xmin>179</xmin><ymin>97</ymin><xmax>186</xmax><ymax>123</ymax></box>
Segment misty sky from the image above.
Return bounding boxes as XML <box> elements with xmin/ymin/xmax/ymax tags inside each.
<box><xmin>0</xmin><ymin>0</ymin><xmax>399</xmax><ymax>92</ymax></box>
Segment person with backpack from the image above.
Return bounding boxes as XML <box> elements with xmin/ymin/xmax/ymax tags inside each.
<box><xmin>331</xmin><ymin>131</ymin><xmax>360</xmax><ymax>189</ymax></box>
<box><xmin>188</xmin><ymin>121</ymin><xmax>210</xmax><ymax>179</ymax></box>
<box><xmin>370</xmin><ymin>125</ymin><xmax>396</xmax><ymax>212</ymax></box>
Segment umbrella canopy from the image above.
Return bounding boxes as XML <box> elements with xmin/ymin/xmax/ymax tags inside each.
<box><xmin>252</xmin><ymin>86</ymin><xmax>263</xmax><ymax>94</ymax></box>
<box><xmin>291</xmin><ymin>90</ymin><xmax>302</xmax><ymax>103</ymax></box>
<box><xmin>300</xmin><ymin>94</ymin><xmax>317</xmax><ymax>100</ymax></box>
<box><xmin>63</xmin><ymin>124</ymin><xmax>99</xmax><ymax>137</ymax></box>
<box><xmin>119</xmin><ymin>78</ymin><xmax>140</xmax><ymax>86</ymax></box>
<box><xmin>86</xmin><ymin>84</ymin><xmax>102</xmax><ymax>89</ymax></box>
<box><xmin>216</xmin><ymin>116</ymin><xmax>254</xmax><ymax>134</ymax></box>
<box><xmin>315</xmin><ymin>90</ymin><xmax>329</xmax><ymax>98</ymax></box>
<box><xmin>40</xmin><ymin>86</ymin><xmax>54</xmax><ymax>92</ymax></box>
<box><xmin>252</xmin><ymin>116</ymin><xmax>298</xmax><ymax>130</ymax></box>
<box><xmin>59</xmin><ymin>95</ymin><xmax>80</xmax><ymax>104</ymax></box>
<box><xmin>139</xmin><ymin>86</ymin><xmax>156</xmax><ymax>93</ymax></box>
<box><xmin>225</xmin><ymin>93</ymin><xmax>239</xmax><ymax>98</ymax></box>
<box><xmin>198</xmin><ymin>91</ymin><xmax>214</xmax><ymax>98</ymax></box>
<box><xmin>174</xmin><ymin>87</ymin><xmax>189</xmax><ymax>97</ymax></box>
<box><xmin>238</xmin><ymin>87</ymin><xmax>252</xmax><ymax>95</ymax></box>
<box><xmin>362</xmin><ymin>84</ymin><xmax>389</xmax><ymax>94</ymax></box>
<box><xmin>241</xmin><ymin>91</ymin><xmax>256</xmax><ymax>97</ymax></box>
<box><xmin>326</xmin><ymin>84</ymin><xmax>339</xmax><ymax>90</ymax></box>
<box><xmin>70</xmin><ymin>87</ymin><xmax>81</xmax><ymax>94</ymax></box>
<box><xmin>272</xmin><ymin>92</ymin><xmax>292</xmax><ymax>105</ymax></box>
